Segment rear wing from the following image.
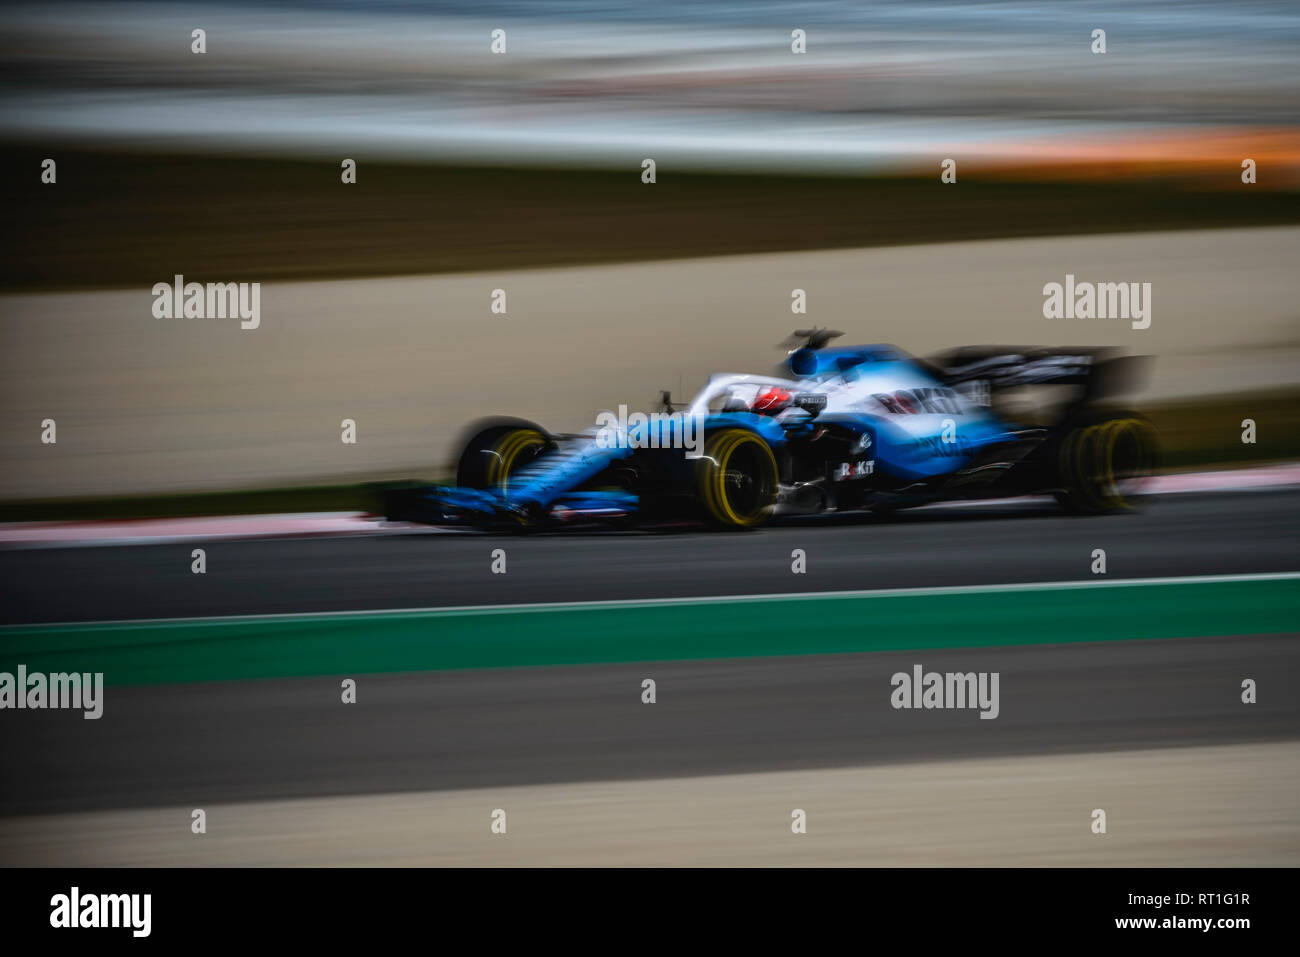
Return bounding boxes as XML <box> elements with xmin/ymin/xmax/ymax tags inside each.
<box><xmin>924</xmin><ymin>346</ymin><xmax>1149</xmax><ymax>402</ymax></box>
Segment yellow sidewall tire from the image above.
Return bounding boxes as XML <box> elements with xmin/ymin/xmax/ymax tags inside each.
<box><xmin>1098</xmin><ymin>417</ymin><xmax>1157</xmax><ymax>510</ymax></box>
<box><xmin>487</xmin><ymin>429</ymin><xmax>548</xmax><ymax>492</ymax></box>
<box><xmin>698</xmin><ymin>429</ymin><xmax>779</xmax><ymax>529</ymax></box>
<box><xmin>1059</xmin><ymin>416</ymin><xmax>1157</xmax><ymax>513</ymax></box>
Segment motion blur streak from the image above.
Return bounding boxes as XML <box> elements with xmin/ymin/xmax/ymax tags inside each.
<box><xmin>2</xmin><ymin>1</ymin><xmax>1298</xmax><ymax>179</ymax></box>
<box><xmin>4</xmin><ymin>743</ymin><xmax>1296</xmax><ymax>866</ymax></box>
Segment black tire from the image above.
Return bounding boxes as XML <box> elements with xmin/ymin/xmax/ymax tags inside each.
<box><xmin>696</xmin><ymin>428</ymin><xmax>779</xmax><ymax>529</ymax></box>
<box><xmin>1055</xmin><ymin>411</ymin><xmax>1159</xmax><ymax>514</ymax></box>
<box><xmin>455</xmin><ymin>419</ymin><xmax>556</xmax><ymax>491</ymax></box>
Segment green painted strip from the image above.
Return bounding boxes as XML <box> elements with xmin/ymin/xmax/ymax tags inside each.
<box><xmin>0</xmin><ymin>578</ymin><xmax>1295</xmax><ymax>686</ymax></box>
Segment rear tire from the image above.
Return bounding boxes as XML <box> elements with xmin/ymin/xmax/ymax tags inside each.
<box><xmin>1055</xmin><ymin>412</ymin><xmax>1159</xmax><ymax>513</ymax></box>
<box><xmin>696</xmin><ymin>429</ymin><xmax>779</xmax><ymax>529</ymax></box>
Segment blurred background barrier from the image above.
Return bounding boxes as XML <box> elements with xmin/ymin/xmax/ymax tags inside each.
<box><xmin>2</xmin><ymin>227</ymin><xmax>1298</xmax><ymax>502</ymax></box>
<box><xmin>3</xmin><ymin>149</ymin><xmax>1300</xmax><ymax>291</ymax></box>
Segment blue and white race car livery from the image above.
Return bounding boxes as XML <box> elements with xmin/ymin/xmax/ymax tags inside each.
<box><xmin>382</xmin><ymin>331</ymin><xmax>1158</xmax><ymax>530</ymax></box>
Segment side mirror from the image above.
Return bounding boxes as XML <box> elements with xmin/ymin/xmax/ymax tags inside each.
<box><xmin>792</xmin><ymin>393</ymin><xmax>827</xmax><ymax>417</ymax></box>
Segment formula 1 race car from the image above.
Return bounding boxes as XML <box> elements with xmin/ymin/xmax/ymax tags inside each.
<box><xmin>381</xmin><ymin>330</ymin><xmax>1158</xmax><ymax>531</ymax></box>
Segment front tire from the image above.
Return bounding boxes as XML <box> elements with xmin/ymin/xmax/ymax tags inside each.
<box><xmin>455</xmin><ymin>420</ymin><xmax>555</xmax><ymax>492</ymax></box>
<box><xmin>696</xmin><ymin>429</ymin><xmax>779</xmax><ymax>529</ymax></box>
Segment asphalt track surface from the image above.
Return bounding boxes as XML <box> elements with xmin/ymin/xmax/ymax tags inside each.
<box><xmin>0</xmin><ymin>634</ymin><xmax>1295</xmax><ymax>816</ymax></box>
<box><xmin>0</xmin><ymin>489</ymin><xmax>1296</xmax><ymax>818</ymax></box>
<box><xmin>2</xmin><ymin>489</ymin><xmax>1298</xmax><ymax>625</ymax></box>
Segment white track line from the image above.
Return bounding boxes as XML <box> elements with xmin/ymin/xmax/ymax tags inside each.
<box><xmin>7</xmin><ymin>571</ymin><xmax>1297</xmax><ymax>631</ymax></box>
